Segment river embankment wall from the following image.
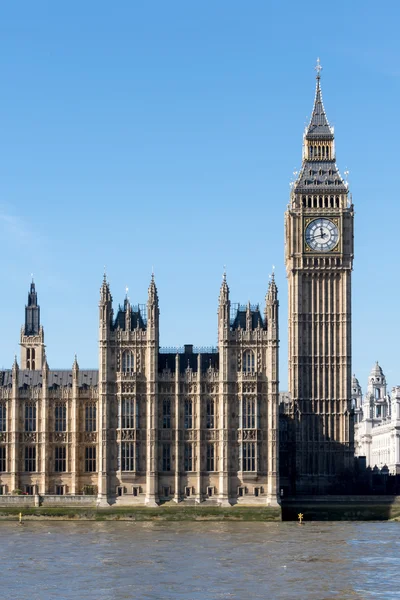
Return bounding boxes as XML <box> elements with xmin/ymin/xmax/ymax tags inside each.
<box><xmin>281</xmin><ymin>495</ymin><xmax>400</xmax><ymax>521</ymax></box>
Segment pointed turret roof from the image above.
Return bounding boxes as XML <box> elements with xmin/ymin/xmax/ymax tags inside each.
<box><xmin>267</xmin><ymin>271</ymin><xmax>278</xmax><ymax>302</ymax></box>
<box><xmin>25</xmin><ymin>279</ymin><xmax>41</xmax><ymax>336</ymax></box>
<box><xmin>305</xmin><ymin>63</ymin><xmax>333</xmax><ymax>140</ymax></box>
<box><xmin>293</xmin><ymin>60</ymin><xmax>347</xmax><ymax>195</ymax></box>
<box><xmin>148</xmin><ymin>272</ymin><xmax>159</xmax><ymax>304</ymax></box>
<box><xmin>219</xmin><ymin>271</ymin><xmax>229</xmax><ymax>303</ymax></box>
<box><xmin>100</xmin><ymin>272</ymin><xmax>112</xmax><ymax>303</ymax></box>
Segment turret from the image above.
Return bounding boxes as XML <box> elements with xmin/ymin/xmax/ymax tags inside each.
<box><xmin>12</xmin><ymin>355</ymin><xmax>19</xmax><ymax>391</ymax></box>
<box><xmin>124</xmin><ymin>294</ymin><xmax>131</xmax><ymax>332</ymax></box>
<box><xmin>302</xmin><ymin>58</ymin><xmax>335</xmax><ymax>162</ymax></box>
<box><xmin>218</xmin><ymin>272</ymin><xmax>230</xmax><ymax>342</ymax></box>
<box><xmin>25</xmin><ymin>281</ymin><xmax>40</xmax><ymax>335</ymax></box>
<box><xmin>147</xmin><ymin>273</ymin><xmax>159</xmax><ymax>340</ymax></box>
<box><xmin>351</xmin><ymin>374</ymin><xmax>363</xmax><ymax>423</ymax></box>
<box><xmin>265</xmin><ymin>272</ymin><xmax>278</xmax><ymax>340</ymax></box>
<box><xmin>290</xmin><ymin>58</ymin><xmax>348</xmax><ymax>213</ymax></box>
<box><xmin>367</xmin><ymin>362</ymin><xmax>389</xmax><ymax>420</ymax></box>
<box><xmin>99</xmin><ymin>273</ymin><xmax>113</xmax><ymax>340</ymax></box>
<box><xmin>72</xmin><ymin>354</ymin><xmax>79</xmax><ymax>376</ymax></box>
<box><xmin>20</xmin><ymin>279</ymin><xmax>45</xmax><ymax>370</ymax></box>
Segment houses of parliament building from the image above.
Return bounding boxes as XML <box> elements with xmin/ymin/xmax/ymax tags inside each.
<box><xmin>0</xmin><ymin>63</ymin><xmax>354</xmax><ymax>505</ymax></box>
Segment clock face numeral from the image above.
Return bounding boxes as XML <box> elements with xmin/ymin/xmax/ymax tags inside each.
<box><xmin>305</xmin><ymin>218</ymin><xmax>339</xmax><ymax>252</ymax></box>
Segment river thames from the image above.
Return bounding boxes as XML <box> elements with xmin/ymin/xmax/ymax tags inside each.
<box><xmin>1</xmin><ymin>521</ymin><xmax>399</xmax><ymax>599</ymax></box>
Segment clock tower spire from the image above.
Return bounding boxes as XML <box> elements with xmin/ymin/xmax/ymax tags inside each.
<box><xmin>284</xmin><ymin>61</ymin><xmax>354</xmax><ymax>494</ymax></box>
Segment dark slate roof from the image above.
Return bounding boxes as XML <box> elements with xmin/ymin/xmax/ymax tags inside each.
<box><xmin>158</xmin><ymin>352</ymin><xmax>219</xmax><ymax>374</ymax></box>
<box><xmin>113</xmin><ymin>306</ymin><xmax>146</xmax><ymax>331</ymax></box>
<box><xmin>230</xmin><ymin>307</ymin><xmax>264</xmax><ymax>331</ymax></box>
<box><xmin>0</xmin><ymin>370</ymin><xmax>98</xmax><ymax>388</ymax></box>
<box><xmin>294</xmin><ymin>161</ymin><xmax>347</xmax><ymax>194</ymax></box>
<box><xmin>306</xmin><ymin>77</ymin><xmax>333</xmax><ymax>140</ymax></box>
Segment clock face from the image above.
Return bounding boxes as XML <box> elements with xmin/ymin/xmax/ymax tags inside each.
<box><xmin>305</xmin><ymin>218</ymin><xmax>339</xmax><ymax>252</ymax></box>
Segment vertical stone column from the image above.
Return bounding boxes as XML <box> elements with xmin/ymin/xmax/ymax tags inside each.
<box><xmin>10</xmin><ymin>358</ymin><xmax>19</xmax><ymax>493</ymax></box>
<box><xmin>41</xmin><ymin>359</ymin><xmax>49</xmax><ymax>494</ymax></box>
<box><xmin>173</xmin><ymin>353</ymin><xmax>180</xmax><ymax>502</ymax></box>
<box><xmin>196</xmin><ymin>353</ymin><xmax>201</xmax><ymax>503</ymax></box>
<box><xmin>71</xmin><ymin>357</ymin><xmax>79</xmax><ymax>494</ymax></box>
<box><xmin>266</xmin><ymin>276</ymin><xmax>279</xmax><ymax>506</ymax></box>
<box><xmin>145</xmin><ymin>275</ymin><xmax>159</xmax><ymax>506</ymax></box>
<box><xmin>217</xmin><ymin>273</ymin><xmax>230</xmax><ymax>506</ymax></box>
<box><xmin>145</xmin><ymin>345</ymin><xmax>159</xmax><ymax>505</ymax></box>
<box><xmin>218</xmin><ymin>345</ymin><xmax>230</xmax><ymax>506</ymax></box>
<box><xmin>97</xmin><ymin>357</ymin><xmax>109</xmax><ymax>505</ymax></box>
<box><xmin>97</xmin><ymin>277</ymin><xmax>113</xmax><ymax>507</ymax></box>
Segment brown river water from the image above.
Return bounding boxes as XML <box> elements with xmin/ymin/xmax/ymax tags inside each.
<box><xmin>1</xmin><ymin>521</ymin><xmax>399</xmax><ymax>600</ymax></box>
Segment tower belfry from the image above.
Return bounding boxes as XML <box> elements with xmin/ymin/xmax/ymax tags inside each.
<box><xmin>284</xmin><ymin>61</ymin><xmax>355</xmax><ymax>493</ymax></box>
<box><xmin>20</xmin><ymin>280</ymin><xmax>45</xmax><ymax>370</ymax></box>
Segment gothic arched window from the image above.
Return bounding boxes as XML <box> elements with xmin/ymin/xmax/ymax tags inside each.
<box><xmin>25</xmin><ymin>402</ymin><xmax>37</xmax><ymax>432</ymax></box>
<box><xmin>85</xmin><ymin>403</ymin><xmax>97</xmax><ymax>432</ymax></box>
<box><xmin>122</xmin><ymin>398</ymin><xmax>135</xmax><ymax>428</ymax></box>
<box><xmin>184</xmin><ymin>399</ymin><xmax>193</xmax><ymax>429</ymax></box>
<box><xmin>0</xmin><ymin>404</ymin><xmax>6</xmax><ymax>432</ymax></box>
<box><xmin>55</xmin><ymin>402</ymin><xmax>67</xmax><ymax>432</ymax></box>
<box><xmin>122</xmin><ymin>351</ymin><xmax>134</xmax><ymax>373</ymax></box>
<box><xmin>206</xmin><ymin>399</ymin><xmax>215</xmax><ymax>429</ymax></box>
<box><xmin>163</xmin><ymin>399</ymin><xmax>171</xmax><ymax>429</ymax></box>
<box><xmin>242</xmin><ymin>350</ymin><xmax>255</xmax><ymax>374</ymax></box>
<box><xmin>242</xmin><ymin>396</ymin><xmax>256</xmax><ymax>428</ymax></box>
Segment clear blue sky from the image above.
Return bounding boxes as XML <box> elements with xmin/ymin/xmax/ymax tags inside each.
<box><xmin>0</xmin><ymin>1</ymin><xmax>399</xmax><ymax>392</ymax></box>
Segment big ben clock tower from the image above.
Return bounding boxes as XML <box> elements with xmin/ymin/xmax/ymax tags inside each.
<box><xmin>285</xmin><ymin>60</ymin><xmax>354</xmax><ymax>494</ymax></box>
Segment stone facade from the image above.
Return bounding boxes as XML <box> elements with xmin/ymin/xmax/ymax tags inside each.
<box><xmin>354</xmin><ymin>363</ymin><xmax>400</xmax><ymax>474</ymax></box>
<box><xmin>284</xmin><ymin>64</ymin><xmax>355</xmax><ymax>493</ymax></box>
<box><xmin>0</xmin><ymin>274</ymin><xmax>279</xmax><ymax>506</ymax></box>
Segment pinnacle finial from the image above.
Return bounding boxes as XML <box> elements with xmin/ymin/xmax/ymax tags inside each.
<box><xmin>148</xmin><ymin>271</ymin><xmax>159</xmax><ymax>304</ymax></box>
<box><xmin>315</xmin><ymin>57</ymin><xmax>322</xmax><ymax>80</ymax></box>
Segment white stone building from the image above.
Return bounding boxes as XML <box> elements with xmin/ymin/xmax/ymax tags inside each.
<box><xmin>353</xmin><ymin>363</ymin><xmax>400</xmax><ymax>474</ymax></box>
